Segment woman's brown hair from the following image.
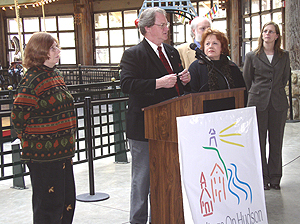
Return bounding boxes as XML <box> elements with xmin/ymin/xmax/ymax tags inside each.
<box><xmin>23</xmin><ymin>32</ymin><xmax>58</xmax><ymax>69</ymax></box>
<box><xmin>254</xmin><ymin>21</ymin><xmax>283</xmax><ymax>56</ymax></box>
<box><xmin>200</xmin><ymin>28</ymin><xmax>230</xmax><ymax>56</ymax></box>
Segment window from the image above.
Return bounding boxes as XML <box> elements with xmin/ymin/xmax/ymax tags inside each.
<box><xmin>6</xmin><ymin>15</ymin><xmax>76</xmax><ymax>65</ymax></box>
<box><xmin>94</xmin><ymin>2</ymin><xmax>228</xmax><ymax>66</ymax></box>
<box><xmin>241</xmin><ymin>0</ymin><xmax>284</xmax><ymax>63</ymax></box>
<box><xmin>94</xmin><ymin>10</ymin><xmax>140</xmax><ymax>65</ymax></box>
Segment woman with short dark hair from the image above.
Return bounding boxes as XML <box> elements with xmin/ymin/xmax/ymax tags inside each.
<box><xmin>11</xmin><ymin>32</ymin><xmax>77</xmax><ymax>223</ymax></box>
<box><xmin>189</xmin><ymin>28</ymin><xmax>245</xmax><ymax>93</ymax></box>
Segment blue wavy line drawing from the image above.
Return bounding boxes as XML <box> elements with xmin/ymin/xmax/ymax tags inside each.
<box><xmin>228</xmin><ymin>168</ymin><xmax>240</xmax><ymax>204</ymax></box>
<box><xmin>232</xmin><ymin>173</ymin><xmax>248</xmax><ymax>201</ymax></box>
<box><xmin>231</xmin><ymin>163</ymin><xmax>253</xmax><ymax>203</ymax></box>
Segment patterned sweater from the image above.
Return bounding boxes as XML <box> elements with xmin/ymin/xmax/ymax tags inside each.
<box><xmin>11</xmin><ymin>65</ymin><xmax>77</xmax><ymax>162</ymax></box>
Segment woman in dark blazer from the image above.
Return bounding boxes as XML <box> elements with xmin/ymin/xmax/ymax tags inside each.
<box><xmin>243</xmin><ymin>21</ymin><xmax>291</xmax><ymax>190</ymax></box>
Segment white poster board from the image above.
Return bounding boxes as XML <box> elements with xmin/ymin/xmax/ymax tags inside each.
<box><xmin>176</xmin><ymin>107</ymin><xmax>268</xmax><ymax>224</ymax></box>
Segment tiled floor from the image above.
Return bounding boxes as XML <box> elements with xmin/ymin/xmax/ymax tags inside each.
<box><xmin>1</xmin><ymin>122</ymin><xmax>300</xmax><ymax>223</ymax></box>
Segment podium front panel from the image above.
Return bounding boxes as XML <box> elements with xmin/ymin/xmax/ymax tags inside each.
<box><xmin>143</xmin><ymin>88</ymin><xmax>245</xmax><ymax>223</ymax></box>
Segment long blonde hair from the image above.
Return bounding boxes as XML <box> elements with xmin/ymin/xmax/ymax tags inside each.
<box><xmin>254</xmin><ymin>21</ymin><xmax>284</xmax><ymax>56</ymax></box>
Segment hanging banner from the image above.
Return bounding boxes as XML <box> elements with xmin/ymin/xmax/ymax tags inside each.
<box><xmin>176</xmin><ymin>107</ymin><xmax>268</xmax><ymax>224</ymax></box>
<box><xmin>205</xmin><ymin>3</ymin><xmax>219</xmax><ymax>20</ymax></box>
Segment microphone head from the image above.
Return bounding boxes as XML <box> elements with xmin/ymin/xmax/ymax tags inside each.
<box><xmin>190</xmin><ymin>43</ymin><xmax>197</xmax><ymax>50</ymax></box>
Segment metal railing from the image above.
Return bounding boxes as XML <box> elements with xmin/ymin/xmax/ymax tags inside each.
<box><xmin>0</xmin><ymin>79</ymin><xmax>128</xmax><ymax>184</ymax></box>
<box><xmin>0</xmin><ymin>65</ymin><xmax>120</xmax><ymax>89</ymax></box>
<box><xmin>57</xmin><ymin>65</ymin><xmax>121</xmax><ymax>85</ymax></box>
<box><xmin>0</xmin><ymin>69</ymin><xmax>10</xmax><ymax>90</ymax></box>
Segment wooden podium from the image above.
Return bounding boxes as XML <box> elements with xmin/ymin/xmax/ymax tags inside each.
<box><xmin>143</xmin><ymin>88</ymin><xmax>245</xmax><ymax>224</ymax></box>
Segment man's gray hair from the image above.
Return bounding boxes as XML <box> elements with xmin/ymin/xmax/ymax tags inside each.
<box><xmin>190</xmin><ymin>17</ymin><xmax>212</xmax><ymax>38</ymax></box>
<box><xmin>138</xmin><ymin>7</ymin><xmax>167</xmax><ymax>36</ymax></box>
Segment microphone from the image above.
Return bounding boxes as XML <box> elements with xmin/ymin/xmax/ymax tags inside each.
<box><xmin>189</xmin><ymin>43</ymin><xmax>213</xmax><ymax>66</ymax></box>
<box><xmin>189</xmin><ymin>43</ymin><xmax>230</xmax><ymax>90</ymax></box>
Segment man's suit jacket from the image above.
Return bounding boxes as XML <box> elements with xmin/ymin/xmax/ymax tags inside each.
<box><xmin>120</xmin><ymin>38</ymin><xmax>189</xmax><ymax>141</ymax></box>
<box><xmin>177</xmin><ymin>42</ymin><xmax>197</xmax><ymax>69</ymax></box>
<box><xmin>243</xmin><ymin>50</ymin><xmax>290</xmax><ymax>111</ymax></box>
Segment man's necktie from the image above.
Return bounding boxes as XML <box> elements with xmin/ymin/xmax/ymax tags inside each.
<box><xmin>157</xmin><ymin>46</ymin><xmax>180</xmax><ymax>96</ymax></box>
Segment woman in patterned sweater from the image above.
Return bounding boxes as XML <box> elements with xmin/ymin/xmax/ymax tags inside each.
<box><xmin>11</xmin><ymin>32</ymin><xmax>77</xmax><ymax>224</ymax></box>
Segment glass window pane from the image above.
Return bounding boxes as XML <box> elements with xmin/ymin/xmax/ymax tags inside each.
<box><xmin>252</xmin><ymin>41</ymin><xmax>258</xmax><ymax>51</ymax></box>
<box><xmin>95</xmin><ymin>31</ymin><xmax>108</xmax><ymax>46</ymax></box>
<box><xmin>110</xmin><ymin>47</ymin><xmax>123</xmax><ymax>64</ymax></box>
<box><xmin>60</xmin><ymin>49</ymin><xmax>76</xmax><ymax>64</ymax></box>
<box><xmin>109</xmin><ymin>12</ymin><xmax>122</xmax><ymax>28</ymax></box>
<box><xmin>41</xmin><ymin>16</ymin><xmax>57</xmax><ymax>32</ymax></box>
<box><xmin>243</xmin><ymin>0</ymin><xmax>250</xmax><ymax>14</ymax></box>
<box><xmin>273</xmin><ymin>0</ymin><xmax>282</xmax><ymax>9</ymax></box>
<box><xmin>243</xmin><ymin>42</ymin><xmax>251</xmax><ymax>58</ymax></box>
<box><xmin>213</xmin><ymin>1</ymin><xmax>226</xmax><ymax>18</ymax></box>
<box><xmin>198</xmin><ymin>1</ymin><xmax>211</xmax><ymax>17</ymax></box>
<box><xmin>251</xmin><ymin>16</ymin><xmax>260</xmax><ymax>38</ymax></box>
<box><xmin>261</xmin><ymin>14</ymin><xmax>271</xmax><ymax>26</ymax></box>
<box><xmin>124</xmin><ymin>10</ymin><xmax>137</xmax><ymax>27</ymax></box>
<box><xmin>212</xmin><ymin>20</ymin><xmax>227</xmax><ymax>34</ymax></box>
<box><xmin>7</xmin><ymin>18</ymin><xmax>21</xmax><ymax>33</ymax></box>
<box><xmin>24</xmin><ymin>17</ymin><xmax>39</xmax><ymax>32</ymax></box>
<box><xmin>59</xmin><ymin>33</ymin><xmax>75</xmax><ymax>47</ymax></box>
<box><xmin>244</xmin><ymin>17</ymin><xmax>251</xmax><ymax>38</ymax></box>
<box><xmin>58</xmin><ymin>15</ymin><xmax>74</xmax><ymax>31</ymax></box>
<box><xmin>24</xmin><ymin>34</ymin><xmax>34</xmax><ymax>45</ymax></box>
<box><xmin>124</xmin><ymin>29</ymin><xmax>139</xmax><ymax>45</ymax></box>
<box><xmin>173</xmin><ymin>24</ymin><xmax>185</xmax><ymax>43</ymax></box>
<box><xmin>186</xmin><ymin>24</ymin><xmax>192</xmax><ymax>43</ymax></box>
<box><xmin>273</xmin><ymin>12</ymin><xmax>282</xmax><ymax>27</ymax></box>
<box><xmin>251</xmin><ymin>0</ymin><xmax>260</xmax><ymax>13</ymax></box>
<box><xmin>262</xmin><ymin>0</ymin><xmax>271</xmax><ymax>11</ymax></box>
<box><xmin>109</xmin><ymin>30</ymin><xmax>123</xmax><ymax>46</ymax></box>
<box><xmin>49</xmin><ymin>33</ymin><xmax>58</xmax><ymax>42</ymax></box>
<box><xmin>95</xmin><ymin>13</ymin><xmax>108</xmax><ymax>29</ymax></box>
<box><xmin>8</xmin><ymin>51</ymin><xmax>15</xmax><ymax>64</ymax></box>
<box><xmin>218</xmin><ymin>9</ymin><xmax>226</xmax><ymax>18</ymax></box>
<box><xmin>96</xmin><ymin>48</ymin><xmax>109</xmax><ymax>63</ymax></box>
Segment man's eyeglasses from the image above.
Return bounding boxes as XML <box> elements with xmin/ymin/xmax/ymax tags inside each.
<box><xmin>154</xmin><ymin>22</ymin><xmax>170</xmax><ymax>29</ymax></box>
<box><xmin>263</xmin><ymin>30</ymin><xmax>276</xmax><ymax>34</ymax></box>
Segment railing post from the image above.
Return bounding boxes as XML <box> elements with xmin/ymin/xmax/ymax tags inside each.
<box><xmin>78</xmin><ymin>64</ymin><xmax>83</xmax><ymax>84</ymax></box>
<box><xmin>9</xmin><ymin>88</ymin><xmax>26</xmax><ymax>189</ymax></box>
<box><xmin>76</xmin><ymin>96</ymin><xmax>110</xmax><ymax>202</ymax></box>
<box><xmin>111</xmin><ymin>78</ymin><xmax>128</xmax><ymax>163</ymax></box>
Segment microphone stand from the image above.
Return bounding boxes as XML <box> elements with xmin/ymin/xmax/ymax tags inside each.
<box><xmin>196</xmin><ymin>53</ymin><xmax>231</xmax><ymax>90</ymax></box>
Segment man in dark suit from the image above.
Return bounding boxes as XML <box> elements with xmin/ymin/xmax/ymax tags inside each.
<box><xmin>120</xmin><ymin>7</ymin><xmax>190</xmax><ymax>224</ymax></box>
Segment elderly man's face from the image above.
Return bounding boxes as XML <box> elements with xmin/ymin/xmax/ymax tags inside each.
<box><xmin>145</xmin><ymin>12</ymin><xmax>169</xmax><ymax>46</ymax></box>
<box><xmin>193</xmin><ymin>20</ymin><xmax>211</xmax><ymax>43</ymax></box>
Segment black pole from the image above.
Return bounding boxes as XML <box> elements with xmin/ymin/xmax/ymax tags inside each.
<box><xmin>84</xmin><ymin>96</ymin><xmax>95</xmax><ymax>195</ymax></box>
<box><xmin>76</xmin><ymin>96</ymin><xmax>110</xmax><ymax>202</ymax></box>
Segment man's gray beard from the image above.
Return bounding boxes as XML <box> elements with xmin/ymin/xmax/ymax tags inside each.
<box><xmin>195</xmin><ymin>36</ymin><xmax>201</xmax><ymax>43</ymax></box>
